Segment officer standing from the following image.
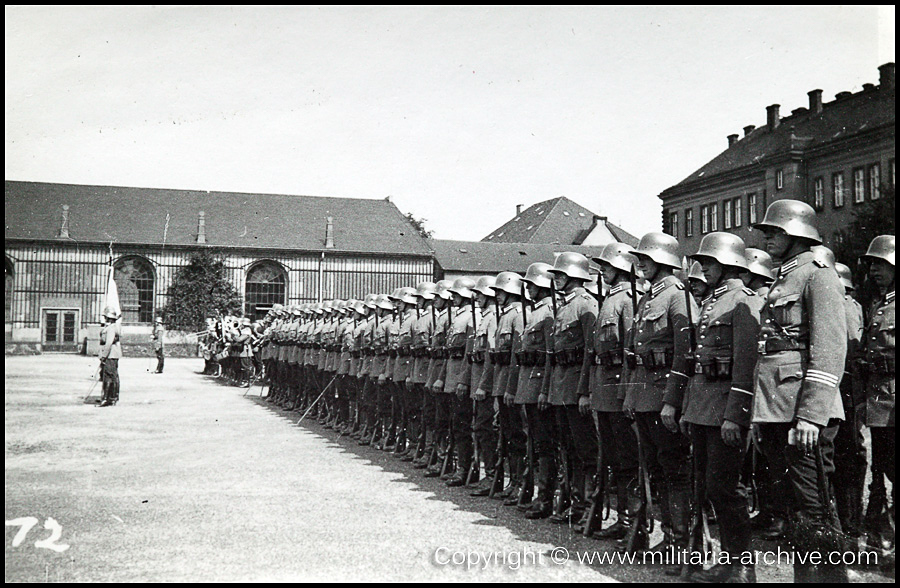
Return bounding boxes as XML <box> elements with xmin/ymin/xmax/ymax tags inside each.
<box><xmin>682</xmin><ymin>232</ymin><xmax>761</xmax><ymax>583</ymax></box>
<box><xmin>470</xmin><ymin>276</ymin><xmax>499</xmax><ymax>495</ymax></box>
<box><xmin>99</xmin><ymin>306</ymin><xmax>123</xmax><ymax>407</ymax></box>
<box><xmin>424</xmin><ymin>280</ymin><xmax>455</xmax><ymax>477</ymax></box>
<box><xmin>751</xmin><ymin>199</ymin><xmax>848</xmax><ymax>582</ymax></box>
<box><xmin>858</xmin><ymin>235</ymin><xmax>895</xmax><ymax>562</ymax></box>
<box><xmin>442</xmin><ymin>278</ymin><xmax>476</xmax><ymax>487</ymax></box>
<box><xmin>152</xmin><ymin>317</ymin><xmax>165</xmax><ymax>374</ymax></box>
<box><xmin>622</xmin><ymin>232</ymin><xmax>696</xmax><ymax>575</ymax></box>
<box><xmin>410</xmin><ymin>282</ymin><xmax>438</xmax><ymax>465</ymax></box>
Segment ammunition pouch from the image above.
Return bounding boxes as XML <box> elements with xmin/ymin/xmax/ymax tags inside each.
<box><xmin>351</xmin><ymin>350</ymin><xmax>361</xmax><ymax>359</ymax></box>
<box><xmin>594</xmin><ymin>349</ymin><xmax>624</xmax><ymax>367</ymax></box>
<box><xmin>467</xmin><ymin>349</ymin><xmax>486</xmax><ymax>364</ymax></box>
<box><xmin>857</xmin><ymin>355</ymin><xmax>896</xmax><ymax>375</ymax></box>
<box><xmin>629</xmin><ymin>348</ymin><xmax>673</xmax><ymax>370</ymax></box>
<box><xmin>698</xmin><ymin>357</ymin><xmax>733</xmax><ymax>381</ymax></box>
<box><xmin>448</xmin><ymin>346</ymin><xmax>466</xmax><ymax>360</ymax></box>
<box><xmin>489</xmin><ymin>349</ymin><xmax>512</xmax><ymax>366</ymax></box>
<box><xmin>398</xmin><ymin>345</ymin><xmax>411</xmax><ymax>357</ymax></box>
<box><xmin>515</xmin><ymin>349</ymin><xmax>543</xmax><ymax>367</ymax></box>
<box><xmin>387</xmin><ymin>349</ymin><xmax>398</xmax><ymax>358</ymax></box>
<box><xmin>430</xmin><ymin>347</ymin><xmax>448</xmax><ymax>360</ymax></box>
<box><xmin>553</xmin><ymin>347</ymin><xmax>585</xmax><ymax>368</ymax></box>
<box><xmin>412</xmin><ymin>347</ymin><xmax>429</xmax><ymax>358</ymax></box>
<box><xmin>758</xmin><ymin>338</ymin><xmax>808</xmax><ymax>355</ymax></box>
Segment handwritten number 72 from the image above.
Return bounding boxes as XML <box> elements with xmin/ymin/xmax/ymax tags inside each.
<box><xmin>6</xmin><ymin>517</ymin><xmax>70</xmax><ymax>552</ymax></box>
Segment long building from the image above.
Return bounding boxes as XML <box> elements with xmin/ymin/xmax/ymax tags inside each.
<box><xmin>4</xmin><ymin>181</ymin><xmax>433</xmax><ymax>354</ymax></box>
<box><xmin>659</xmin><ymin>62</ymin><xmax>895</xmax><ymax>256</ymax></box>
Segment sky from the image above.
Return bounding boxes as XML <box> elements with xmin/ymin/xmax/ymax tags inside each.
<box><xmin>5</xmin><ymin>6</ymin><xmax>896</xmax><ymax>242</ymax></box>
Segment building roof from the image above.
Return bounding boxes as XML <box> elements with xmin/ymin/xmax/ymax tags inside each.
<box><xmin>431</xmin><ymin>239</ymin><xmax>607</xmax><ymax>275</ymax></box>
<box><xmin>662</xmin><ymin>75</ymin><xmax>895</xmax><ymax>197</ymax></box>
<box><xmin>4</xmin><ymin>180</ymin><xmax>433</xmax><ymax>256</ymax></box>
<box><xmin>482</xmin><ymin>196</ymin><xmax>639</xmax><ymax>247</ymax></box>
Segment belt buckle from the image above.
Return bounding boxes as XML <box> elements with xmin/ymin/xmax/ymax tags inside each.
<box><xmin>757</xmin><ymin>340</ymin><xmax>767</xmax><ymax>355</ymax></box>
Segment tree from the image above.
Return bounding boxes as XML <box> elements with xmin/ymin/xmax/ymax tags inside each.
<box><xmin>834</xmin><ymin>184</ymin><xmax>895</xmax><ymax>306</ymax></box>
<box><xmin>404</xmin><ymin>212</ymin><xmax>434</xmax><ymax>239</ymax></box>
<box><xmin>163</xmin><ymin>249</ymin><xmax>242</xmax><ymax>331</ymax></box>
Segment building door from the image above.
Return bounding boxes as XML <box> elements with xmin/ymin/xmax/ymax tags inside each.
<box><xmin>43</xmin><ymin>309</ymin><xmax>79</xmax><ymax>352</ymax></box>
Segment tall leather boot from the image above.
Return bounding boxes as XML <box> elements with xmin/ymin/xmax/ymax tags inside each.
<box><xmin>515</xmin><ymin>454</ymin><xmax>535</xmax><ymax>510</ymax></box>
<box><xmin>598</xmin><ymin>472</ymin><xmax>634</xmax><ymax>540</ymax></box>
<box><xmin>666</xmin><ymin>486</ymin><xmax>692</xmax><ymax>577</ymax></box>
<box><xmin>447</xmin><ymin>440</ymin><xmax>472</xmax><ymax>487</ymax></box>
<box><xmin>502</xmin><ymin>454</ymin><xmax>524</xmax><ymax>504</ymax></box>
<box><xmin>525</xmin><ymin>456</ymin><xmax>556</xmax><ymax>519</ymax></box>
<box><xmin>617</xmin><ymin>481</ymin><xmax>649</xmax><ymax>554</ymax></box>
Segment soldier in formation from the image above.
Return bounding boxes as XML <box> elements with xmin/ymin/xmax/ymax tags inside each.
<box><xmin>218</xmin><ymin>200</ymin><xmax>892</xmax><ymax>583</ymax></box>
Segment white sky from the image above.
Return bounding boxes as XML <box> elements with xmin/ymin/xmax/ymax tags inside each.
<box><xmin>5</xmin><ymin>6</ymin><xmax>896</xmax><ymax>241</ymax></box>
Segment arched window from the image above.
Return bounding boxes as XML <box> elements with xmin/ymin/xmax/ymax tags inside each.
<box><xmin>245</xmin><ymin>261</ymin><xmax>287</xmax><ymax>321</ymax></box>
<box><xmin>5</xmin><ymin>257</ymin><xmax>13</xmax><ymax>324</ymax></box>
<box><xmin>114</xmin><ymin>256</ymin><xmax>155</xmax><ymax>324</ymax></box>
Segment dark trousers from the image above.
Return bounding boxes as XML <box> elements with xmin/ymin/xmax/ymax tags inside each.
<box><xmin>556</xmin><ymin>404</ymin><xmax>599</xmax><ymax>506</ymax></box>
<box><xmin>474</xmin><ymin>397</ymin><xmax>498</xmax><ymax>474</ymax></box>
<box><xmin>635</xmin><ymin>412</ymin><xmax>691</xmax><ymax>544</ymax></box>
<box><xmin>406</xmin><ymin>383</ymin><xmax>424</xmax><ymax>449</ymax></box>
<box><xmin>691</xmin><ymin>423</ymin><xmax>750</xmax><ymax>558</ymax></box>
<box><xmin>101</xmin><ymin>358</ymin><xmax>120</xmax><ymax>402</ymax></box>
<box><xmin>419</xmin><ymin>384</ymin><xmax>435</xmax><ymax>443</ymax></box>
<box><xmin>525</xmin><ymin>403</ymin><xmax>558</xmax><ymax>458</ymax></box>
<box><xmin>499</xmin><ymin>400</ymin><xmax>527</xmax><ymax>458</ymax></box>
<box><xmin>757</xmin><ymin>420</ymin><xmax>843</xmax><ymax>568</ymax></box>
<box><xmin>434</xmin><ymin>393</ymin><xmax>453</xmax><ymax>449</ymax></box>
<box><xmin>377</xmin><ymin>381</ymin><xmax>393</xmax><ymax>439</ymax></box>
<box><xmin>155</xmin><ymin>348</ymin><xmax>164</xmax><ymax>373</ymax></box>
<box><xmin>867</xmin><ymin>426</ymin><xmax>895</xmax><ymax>544</ymax></box>
<box><xmin>453</xmin><ymin>394</ymin><xmax>474</xmax><ymax>473</ymax></box>
<box><xmin>833</xmin><ymin>405</ymin><xmax>867</xmax><ymax>536</ymax></box>
<box><xmin>597</xmin><ymin>410</ymin><xmax>640</xmax><ymax>497</ymax></box>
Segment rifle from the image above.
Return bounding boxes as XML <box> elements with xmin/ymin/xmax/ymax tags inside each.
<box><xmin>581</xmin><ymin>434</ymin><xmax>607</xmax><ymax>537</ymax></box>
<box><xmin>623</xmin><ymin>422</ymin><xmax>653</xmax><ymax>554</ymax></box>
<box><xmin>684</xmin><ymin>436</ymin><xmax>713</xmax><ymax>576</ymax></box>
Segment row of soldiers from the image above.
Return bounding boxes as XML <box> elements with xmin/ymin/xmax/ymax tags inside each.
<box><xmin>244</xmin><ymin>199</ymin><xmax>892</xmax><ymax>583</ymax></box>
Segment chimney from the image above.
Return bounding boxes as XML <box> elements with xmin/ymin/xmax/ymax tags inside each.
<box><xmin>743</xmin><ymin>125</ymin><xmax>756</xmax><ymax>137</ymax></box>
<box><xmin>791</xmin><ymin>107</ymin><xmax>808</xmax><ymax>116</ymax></box>
<box><xmin>516</xmin><ymin>204</ymin><xmax>523</xmax><ymax>215</ymax></box>
<box><xmin>879</xmin><ymin>62</ymin><xmax>895</xmax><ymax>90</ymax></box>
<box><xmin>57</xmin><ymin>204</ymin><xmax>70</xmax><ymax>238</ymax></box>
<box><xmin>197</xmin><ymin>210</ymin><xmax>206</xmax><ymax>244</ymax></box>
<box><xmin>325</xmin><ymin>216</ymin><xmax>334</xmax><ymax>249</ymax></box>
<box><xmin>727</xmin><ymin>133</ymin><xmax>739</xmax><ymax>147</ymax></box>
<box><xmin>808</xmin><ymin>89</ymin><xmax>823</xmax><ymax>114</ymax></box>
<box><xmin>766</xmin><ymin>104</ymin><xmax>780</xmax><ymax>130</ymax></box>
<box><xmin>863</xmin><ymin>83</ymin><xmax>876</xmax><ymax>92</ymax></box>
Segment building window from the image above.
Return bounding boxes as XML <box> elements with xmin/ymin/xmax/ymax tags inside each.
<box><xmin>701</xmin><ymin>205</ymin><xmax>710</xmax><ymax>234</ymax></box>
<box><xmin>245</xmin><ymin>261</ymin><xmax>287</xmax><ymax>320</ymax></box>
<box><xmin>869</xmin><ymin>164</ymin><xmax>881</xmax><ymax>200</ymax></box>
<box><xmin>853</xmin><ymin>168</ymin><xmax>865</xmax><ymax>203</ymax></box>
<box><xmin>668</xmin><ymin>211</ymin><xmax>678</xmax><ymax>237</ymax></box>
<box><xmin>814</xmin><ymin>177</ymin><xmax>825</xmax><ymax>210</ymax></box>
<box><xmin>724</xmin><ymin>200</ymin><xmax>733</xmax><ymax>229</ymax></box>
<box><xmin>114</xmin><ymin>256</ymin><xmax>155</xmax><ymax>324</ymax></box>
<box><xmin>710</xmin><ymin>203</ymin><xmax>718</xmax><ymax>232</ymax></box>
<box><xmin>732</xmin><ymin>197</ymin><xmax>742</xmax><ymax>227</ymax></box>
<box><xmin>4</xmin><ymin>257</ymin><xmax>13</xmax><ymax>324</ymax></box>
<box><xmin>832</xmin><ymin>173</ymin><xmax>845</xmax><ymax>208</ymax></box>
<box><xmin>748</xmin><ymin>193</ymin><xmax>758</xmax><ymax>224</ymax></box>
<box><xmin>685</xmin><ymin>208</ymin><xmax>693</xmax><ymax>238</ymax></box>
<box><xmin>776</xmin><ymin>169</ymin><xmax>784</xmax><ymax>190</ymax></box>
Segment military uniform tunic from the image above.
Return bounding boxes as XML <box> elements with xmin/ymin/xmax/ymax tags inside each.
<box><xmin>492</xmin><ymin>302</ymin><xmax>523</xmax><ymax>399</ymax></box>
<box><xmin>589</xmin><ymin>283</ymin><xmax>634</xmax><ymax>412</ymax></box>
<box><xmin>392</xmin><ymin>309</ymin><xmax>417</xmax><ymax>382</ymax></box>
<box><xmin>425</xmin><ymin>308</ymin><xmax>449</xmax><ymax>390</ymax></box>
<box><xmin>752</xmin><ymin>251</ymin><xmax>847</xmax><ymax>426</ymax></box>
<box><xmin>441</xmin><ymin>306</ymin><xmax>473</xmax><ymax>392</ymax></box>
<box><xmin>862</xmin><ymin>289</ymin><xmax>895</xmax><ymax>427</ymax></box>
<box><xmin>515</xmin><ymin>298</ymin><xmax>553</xmax><ymax>405</ymax></box>
<box><xmin>471</xmin><ymin>306</ymin><xmax>497</xmax><ymax>396</ymax></box>
<box><xmin>549</xmin><ymin>287</ymin><xmax>598</xmax><ymax>406</ymax></box>
<box><xmin>410</xmin><ymin>307</ymin><xmax>434</xmax><ymax>385</ymax></box>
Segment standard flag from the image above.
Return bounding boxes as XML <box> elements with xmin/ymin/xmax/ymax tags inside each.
<box><xmin>104</xmin><ymin>252</ymin><xmax>121</xmax><ymax>320</ymax></box>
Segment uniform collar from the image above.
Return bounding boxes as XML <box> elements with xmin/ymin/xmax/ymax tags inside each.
<box><xmin>455</xmin><ymin>306</ymin><xmax>469</xmax><ymax>317</ymax></box>
<box><xmin>608</xmin><ymin>283</ymin><xmax>626</xmax><ymax>296</ymax></box>
<box><xmin>650</xmin><ymin>275</ymin><xmax>678</xmax><ymax>298</ymax></box>
<box><xmin>501</xmin><ymin>302</ymin><xmax>521</xmax><ymax>315</ymax></box>
<box><xmin>778</xmin><ymin>250</ymin><xmax>814</xmax><ymax>277</ymax></box>
<box><xmin>533</xmin><ymin>297</ymin><xmax>551</xmax><ymax>310</ymax></box>
<box><xmin>886</xmin><ymin>290</ymin><xmax>895</xmax><ymax>304</ymax></box>
<box><xmin>563</xmin><ymin>286</ymin><xmax>585</xmax><ymax>304</ymax></box>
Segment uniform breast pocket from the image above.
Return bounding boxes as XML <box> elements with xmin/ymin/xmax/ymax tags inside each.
<box><xmin>771</xmin><ymin>293</ymin><xmax>801</xmax><ymax>327</ymax></box>
<box><xmin>706</xmin><ymin>315</ymin><xmax>733</xmax><ymax>346</ymax></box>
<box><xmin>497</xmin><ymin>332</ymin><xmax>513</xmax><ymax>349</ymax></box>
<box><xmin>877</xmin><ymin>317</ymin><xmax>895</xmax><ymax>349</ymax></box>
<box><xmin>643</xmin><ymin>307</ymin><xmax>668</xmax><ymax>334</ymax></box>
<box><xmin>525</xmin><ymin>329</ymin><xmax>543</xmax><ymax>348</ymax></box>
<box><xmin>777</xmin><ymin>363</ymin><xmax>804</xmax><ymax>384</ymax></box>
<box><xmin>558</xmin><ymin>319</ymin><xmax>581</xmax><ymax>346</ymax></box>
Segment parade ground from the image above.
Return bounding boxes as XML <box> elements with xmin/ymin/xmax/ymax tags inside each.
<box><xmin>5</xmin><ymin>356</ymin><xmax>893</xmax><ymax>583</ymax></box>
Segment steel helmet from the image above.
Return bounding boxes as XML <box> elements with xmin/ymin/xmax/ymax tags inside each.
<box><xmin>375</xmin><ymin>293</ymin><xmax>395</xmax><ymax>310</ymax></box>
<box><xmin>754</xmin><ymin>199</ymin><xmax>821</xmax><ymax>244</ymax></box>
<box><xmin>314</xmin><ymin>302</ymin><xmax>326</xmax><ymax>315</ymax></box>
<box><xmin>550</xmin><ymin>252</ymin><xmax>591</xmax><ymax>281</ymax></box>
<box><xmin>102</xmin><ymin>306</ymin><xmax>119</xmax><ymax>320</ymax></box>
<box><xmin>363</xmin><ymin>294</ymin><xmax>378</xmax><ymax>309</ymax></box>
<box><xmin>522</xmin><ymin>262</ymin><xmax>555</xmax><ymax>289</ymax></box>
<box><xmin>494</xmin><ymin>272</ymin><xmax>524</xmax><ymax>296</ymax></box>
<box><xmin>241</xmin><ymin>317</ymin><xmax>251</xmax><ymax>326</ymax></box>
<box><xmin>687</xmin><ymin>261</ymin><xmax>707</xmax><ymax>284</ymax></box>
<box><xmin>474</xmin><ymin>276</ymin><xmax>497</xmax><ymax>297</ymax></box>
<box><xmin>744</xmin><ymin>248</ymin><xmax>775</xmax><ymax>281</ymax></box>
<box><xmin>396</xmin><ymin>287</ymin><xmax>418</xmax><ymax>305</ymax></box>
<box><xmin>434</xmin><ymin>280</ymin><xmax>454</xmax><ymax>300</ymax></box>
<box><xmin>690</xmin><ymin>232</ymin><xmax>748</xmax><ymax>269</ymax></box>
<box><xmin>352</xmin><ymin>300</ymin><xmax>367</xmax><ymax>315</ymax></box>
<box><xmin>322</xmin><ymin>300</ymin><xmax>334</xmax><ymax>313</ymax></box>
<box><xmin>414</xmin><ymin>281</ymin><xmax>437</xmax><ymax>300</ymax></box>
<box><xmin>810</xmin><ymin>245</ymin><xmax>836</xmax><ymax>268</ymax></box>
<box><xmin>593</xmin><ymin>242</ymin><xmax>637</xmax><ymax>274</ymax></box>
<box><xmin>834</xmin><ymin>263</ymin><xmax>855</xmax><ymax>291</ymax></box>
<box><xmin>861</xmin><ymin>235</ymin><xmax>895</xmax><ymax>266</ymax></box>
<box><xmin>271</xmin><ymin>303</ymin><xmax>284</xmax><ymax>312</ymax></box>
<box><xmin>634</xmin><ymin>232</ymin><xmax>682</xmax><ymax>269</ymax></box>
<box><xmin>449</xmin><ymin>277</ymin><xmax>477</xmax><ymax>299</ymax></box>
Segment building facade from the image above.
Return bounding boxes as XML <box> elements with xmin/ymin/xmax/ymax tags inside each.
<box><xmin>5</xmin><ymin>181</ymin><xmax>433</xmax><ymax>354</ymax></box>
<box><xmin>659</xmin><ymin>63</ymin><xmax>895</xmax><ymax>257</ymax></box>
